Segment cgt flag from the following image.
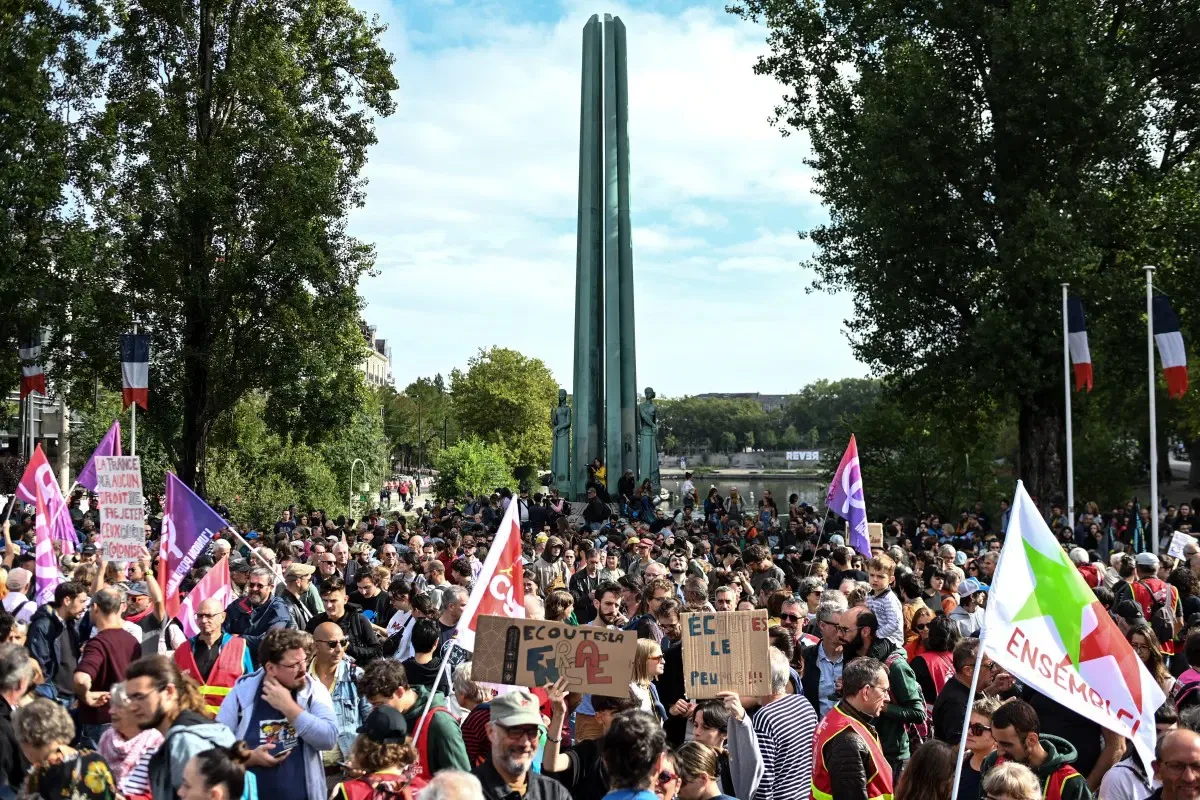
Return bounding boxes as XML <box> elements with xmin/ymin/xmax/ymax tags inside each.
<box><xmin>76</xmin><ymin>420</ymin><xmax>123</xmax><ymax>492</ymax></box>
<box><xmin>453</xmin><ymin>484</ymin><xmax>526</xmax><ymax>652</ymax></box>
<box><xmin>826</xmin><ymin>435</ymin><xmax>871</xmax><ymax>557</ymax></box>
<box><xmin>984</xmin><ymin>481</ymin><xmax>1163</xmax><ymax>768</ymax></box>
<box><xmin>158</xmin><ymin>473</ymin><xmax>229</xmax><ymax>621</ymax></box>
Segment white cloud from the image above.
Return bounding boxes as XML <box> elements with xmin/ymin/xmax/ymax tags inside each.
<box><xmin>349</xmin><ymin>0</ymin><xmax>866</xmax><ymax>395</ymax></box>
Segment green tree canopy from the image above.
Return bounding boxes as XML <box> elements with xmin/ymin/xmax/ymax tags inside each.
<box><xmin>433</xmin><ymin>437</ymin><xmax>514</xmax><ymax>501</ymax></box>
<box><xmin>450</xmin><ymin>347</ymin><xmax>558</xmax><ymax>471</ymax></box>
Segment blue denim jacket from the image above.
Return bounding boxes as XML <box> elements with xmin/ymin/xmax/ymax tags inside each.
<box><xmin>313</xmin><ymin>658</ymin><xmax>371</xmax><ymax>758</ymax></box>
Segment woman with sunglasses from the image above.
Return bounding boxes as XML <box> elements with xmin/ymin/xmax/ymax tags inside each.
<box><xmin>956</xmin><ymin>696</ymin><xmax>1002</xmax><ymax>800</ymax></box>
<box><xmin>905</xmin><ymin>606</ymin><xmax>935</xmax><ymax>659</ymax></box>
<box><xmin>910</xmin><ymin>616</ymin><xmax>960</xmax><ymax>706</ymax></box>
<box><xmin>632</xmin><ymin>639</ymin><xmax>667</xmax><ymax>718</ymax></box>
<box><xmin>654</xmin><ymin>749</ymin><xmax>683</xmax><ymax>800</ymax></box>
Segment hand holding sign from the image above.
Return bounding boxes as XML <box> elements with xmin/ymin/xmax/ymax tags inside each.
<box><xmin>680</xmin><ymin>610</ymin><xmax>771</xmax><ymax>699</ymax></box>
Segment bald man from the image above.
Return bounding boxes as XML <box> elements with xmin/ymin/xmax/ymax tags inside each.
<box><xmin>174</xmin><ymin>597</ymin><xmax>254</xmax><ymax>717</ymax></box>
<box><xmin>1153</xmin><ymin>728</ymin><xmax>1200</xmax><ymax>800</ymax></box>
<box><xmin>310</xmin><ymin>621</ymin><xmax>370</xmax><ymax>791</ymax></box>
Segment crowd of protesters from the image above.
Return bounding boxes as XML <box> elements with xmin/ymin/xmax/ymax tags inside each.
<box><xmin>0</xmin><ymin>476</ymin><xmax>1197</xmax><ymax>800</ymax></box>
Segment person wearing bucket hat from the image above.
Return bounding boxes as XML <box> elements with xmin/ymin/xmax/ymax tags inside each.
<box><xmin>473</xmin><ymin>688</ymin><xmax>571</xmax><ymax>800</ymax></box>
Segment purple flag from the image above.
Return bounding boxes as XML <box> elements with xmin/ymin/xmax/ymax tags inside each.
<box><xmin>77</xmin><ymin>420</ymin><xmax>123</xmax><ymax>491</ymax></box>
<box><xmin>157</xmin><ymin>472</ymin><xmax>229</xmax><ymax>620</ymax></box>
<box><xmin>826</xmin><ymin>435</ymin><xmax>871</xmax><ymax>557</ymax></box>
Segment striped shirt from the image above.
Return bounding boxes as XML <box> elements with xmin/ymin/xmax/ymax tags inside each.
<box><xmin>752</xmin><ymin>694</ymin><xmax>818</xmax><ymax>800</ymax></box>
<box><xmin>866</xmin><ymin>589</ymin><xmax>905</xmax><ymax>648</ymax></box>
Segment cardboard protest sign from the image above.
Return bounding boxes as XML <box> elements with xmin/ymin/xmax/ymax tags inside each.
<box><xmin>1169</xmin><ymin>531</ymin><xmax>1194</xmax><ymax>560</ymax></box>
<box><xmin>472</xmin><ymin>615</ymin><xmax>637</xmax><ymax>697</ymax></box>
<box><xmin>680</xmin><ymin>609</ymin><xmax>771</xmax><ymax>699</ymax></box>
<box><xmin>95</xmin><ymin>456</ymin><xmax>144</xmax><ymax>563</ymax></box>
<box><xmin>868</xmin><ymin>522</ymin><xmax>884</xmax><ymax>550</ymax></box>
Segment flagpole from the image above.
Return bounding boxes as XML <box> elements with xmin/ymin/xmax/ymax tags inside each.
<box><xmin>950</xmin><ymin>626</ymin><xmax>989</xmax><ymax>795</ymax></box>
<box><xmin>130</xmin><ymin>323</ymin><xmax>138</xmax><ymax>457</ymax></box>
<box><xmin>1146</xmin><ymin>265</ymin><xmax>1159</xmax><ymax>554</ymax></box>
<box><xmin>1062</xmin><ymin>284</ymin><xmax>1075</xmax><ymax>529</ymax></box>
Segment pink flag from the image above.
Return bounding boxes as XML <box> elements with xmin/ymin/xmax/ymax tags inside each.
<box><xmin>17</xmin><ymin>445</ymin><xmax>77</xmax><ymax>553</ymax></box>
<box><xmin>34</xmin><ymin>481</ymin><xmax>60</xmax><ymax>605</ymax></box>
<box><xmin>176</xmin><ymin>558</ymin><xmax>233</xmax><ymax>638</ymax></box>
<box><xmin>77</xmin><ymin>420</ymin><xmax>123</xmax><ymax>492</ymax></box>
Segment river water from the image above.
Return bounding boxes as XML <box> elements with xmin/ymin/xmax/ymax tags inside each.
<box><xmin>659</xmin><ymin>476</ymin><xmax>826</xmax><ymax>507</ymax></box>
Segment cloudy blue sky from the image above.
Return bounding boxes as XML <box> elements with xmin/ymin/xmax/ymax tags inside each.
<box><xmin>350</xmin><ymin>0</ymin><xmax>868</xmax><ymax>397</ymax></box>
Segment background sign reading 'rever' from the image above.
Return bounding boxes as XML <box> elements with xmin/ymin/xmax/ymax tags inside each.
<box><xmin>681</xmin><ymin>610</ymin><xmax>771</xmax><ymax>698</ymax></box>
<box><xmin>96</xmin><ymin>456</ymin><xmax>144</xmax><ymax>563</ymax></box>
<box><xmin>471</xmin><ymin>616</ymin><xmax>637</xmax><ymax>697</ymax></box>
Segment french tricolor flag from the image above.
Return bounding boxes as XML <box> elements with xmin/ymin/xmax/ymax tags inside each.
<box><xmin>1153</xmin><ymin>296</ymin><xmax>1188</xmax><ymax>398</ymax></box>
<box><xmin>120</xmin><ymin>333</ymin><xmax>150</xmax><ymax>410</ymax></box>
<box><xmin>18</xmin><ymin>337</ymin><xmax>46</xmax><ymax>399</ymax></box>
<box><xmin>1067</xmin><ymin>296</ymin><xmax>1092</xmax><ymax>392</ymax></box>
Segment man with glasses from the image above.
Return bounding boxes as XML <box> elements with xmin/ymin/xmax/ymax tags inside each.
<box><xmin>979</xmin><ymin>698</ymin><xmax>1092</xmax><ymax>800</ymax></box>
<box><xmin>1152</xmin><ymin>728</ymin><xmax>1200</xmax><ymax>800</ymax></box>
<box><xmin>810</xmin><ymin>656</ymin><xmax>894</xmax><ymax>800</ymax></box>
<box><xmin>314</xmin><ymin>551</ymin><xmax>340</xmax><ymax>593</ymax></box>
<box><xmin>216</xmin><ymin>628</ymin><xmax>337</xmax><ymax>800</ymax></box>
<box><xmin>473</xmin><ymin>688</ymin><xmax>571</xmax><ymax>800</ymax></box>
<box><xmin>309</xmin><ymin>621</ymin><xmax>370</xmax><ymax>794</ymax></box>
<box><xmin>224</xmin><ymin>566</ymin><xmax>294</xmax><ymax>667</ymax></box>
<box><xmin>934</xmin><ymin>637</ymin><xmax>1008</xmax><ymax>744</ymax></box>
<box><xmin>173</xmin><ymin>597</ymin><xmax>253</xmax><ymax>717</ymax></box>
<box><xmin>802</xmin><ymin>601</ymin><xmax>847</xmax><ymax>719</ymax></box>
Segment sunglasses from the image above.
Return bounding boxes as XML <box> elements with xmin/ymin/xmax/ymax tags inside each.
<box><xmin>319</xmin><ymin>639</ymin><xmax>350</xmax><ymax>649</ymax></box>
<box><xmin>968</xmin><ymin>723</ymin><xmax>991</xmax><ymax>736</ymax></box>
<box><xmin>913</xmin><ymin>622</ymin><xmax>929</xmax><ymax>631</ymax></box>
<box><xmin>657</xmin><ymin>771</ymin><xmax>679</xmax><ymax>784</ymax></box>
<box><xmin>779</xmin><ymin>613</ymin><xmax>801</xmax><ymax>622</ymax></box>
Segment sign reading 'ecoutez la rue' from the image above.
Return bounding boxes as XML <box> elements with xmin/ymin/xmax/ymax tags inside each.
<box><xmin>681</xmin><ymin>609</ymin><xmax>771</xmax><ymax>698</ymax></box>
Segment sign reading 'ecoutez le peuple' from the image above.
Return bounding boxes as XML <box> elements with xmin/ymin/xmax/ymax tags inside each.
<box><xmin>680</xmin><ymin>610</ymin><xmax>771</xmax><ymax>699</ymax></box>
<box><xmin>472</xmin><ymin>616</ymin><xmax>638</xmax><ymax>698</ymax></box>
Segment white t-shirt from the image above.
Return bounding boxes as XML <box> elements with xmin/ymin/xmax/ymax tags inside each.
<box><xmin>2</xmin><ymin>593</ymin><xmax>35</xmax><ymax>624</ymax></box>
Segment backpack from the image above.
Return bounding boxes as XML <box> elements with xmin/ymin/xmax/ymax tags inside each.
<box><xmin>883</xmin><ymin>649</ymin><xmax>930</xmax><ymax>748</ymax></box>
<box><xmin>1175</xmin><ymin>680</ymin><xmax>1200</xmax><ymax>713</ymax></box>
<box><xmin>1137</xmin><ymin>579</ymin><xmax>1178</xmax><ymax>649</ymax></box>
<box><xmin>414</xmin><ymin>706</ymin><xmax>457</xmax><ymax>780</ymax></box>
<box><xmin>339</xmin><ymin>772</ymin><xmax>422</xmax><ymax>800</ymax></box>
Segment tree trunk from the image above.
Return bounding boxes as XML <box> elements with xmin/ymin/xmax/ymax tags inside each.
<box><xmin>178</xmin><ymin>307</ymin><xmax>212</xmax><ymax>495</ymax></box>
<box><xmin>1018</xmin><ymin>393</ymin><xmax>1065</xmax><ymax>508</ymax></box>
<box><xmin>1189</xmin><ymin>439</ymin><xmax>1200</xmax><ymax>488</ymax></box>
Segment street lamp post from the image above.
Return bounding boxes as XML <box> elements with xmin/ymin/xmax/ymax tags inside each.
<box><xmin>349</xmin><ymin>457</ymin><xmax>366</xmax><ymax>518</ymax></box>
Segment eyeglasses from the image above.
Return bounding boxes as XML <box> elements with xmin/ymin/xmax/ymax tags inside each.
<box><xmin>968</xmin><ymin>723</ymin><xmax>991</xmax><ymax>736</ymax></box>
<box><xmin>1160</xmin><ymin>761</ymin><xmax>1200</xmax><ymax>778</ymax></box>
<box><xmin>499</xmin><ymin>724</ymin><xmax>541</xmax><ymax>741</ymax></box>
<box><xmin>779</xmin><ymin>613</ymin><xmax>801</xmax><ymax>622</ymax></box>
<box><xmin>1131</xmin><ymin>642</ymin><xmax>1153</xmax><ymax>655</ymax></box>
<box><xmin>247</xmin><ymin>582</ymin><xmax>269</xmax><ymax>590</ymax></box>
<box><xmin>835</xmin><ymin>625</ymin><xmax>856</xmax><ymax>635</ymax></box>
<box><xmin>126</xmin><ymin>686</ymin><xmax>164</xmax><ymax>704</ymax></box>
<box><xmin>275</xmin><ymin>659</ymin><xmax>307</xmax><ymax>671</ymax></box>
<box><xmin>648</xmin><ymin>654</ymin><xmax>664</xmax><ymax>662</ymax></box>
<box><xmin>195</xmin><ymin>612</ymin><xmax>222</xmax><ymax>621</ymax></box>
<box><xmin>913</xmin><ymin>622</ymin><xmax>930</xmax><ymax>631</ymax></box>
<box><xmin>318</xmin><ymin>639</ymin><xmax>350</xmax><ymax>649</ymax></box>
<box><xmin>657</xmin><ymin>771</ymin><xmax>680</xmax><ymax>785</ymax></box>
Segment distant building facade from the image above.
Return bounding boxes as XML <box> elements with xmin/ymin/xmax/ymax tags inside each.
<box><xmin>360</xmin><ymin>324</ymin><xmax>393</xmax><ymax>387</ymax></box>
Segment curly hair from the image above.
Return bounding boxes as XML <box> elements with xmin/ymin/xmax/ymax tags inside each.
<box><xmin>258</xmin><ymin>628</ymin><xmax>314</xmax><ymax>666</ymax></box>
<box><xmin>13</xmin><ymin>698</ymin><xmax>74</xmax><ymax>749</ymax></box>
<box><xmin>351</xmin><ymin>735</ymin><xmax>418</xmax><ymax>774</ymax></box>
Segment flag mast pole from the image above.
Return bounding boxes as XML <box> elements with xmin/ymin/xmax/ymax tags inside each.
<box><xmin>1146</xmin><ymin>266</ymin><xmax>1159</xmax><ymax>554</ymax></box>
<box><xmin>130</xmin><ymin>322</ymin><xmax>138</xmax><ymax>457</ymax></box>
<box><xmin>950</xmin><ymin>626</ymin><xmax>988</xmax><ymax>794</ymax></box>
<box><xmin>1062</xmin><ymin>283</ymin><xmax>1075</xmax><ymax>529</ymax></box>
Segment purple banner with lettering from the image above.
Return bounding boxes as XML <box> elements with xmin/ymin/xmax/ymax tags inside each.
<box><xmin>158</xmin><ymin>472</ymin><xmax>228</xmax><ymax>620</ymax></box>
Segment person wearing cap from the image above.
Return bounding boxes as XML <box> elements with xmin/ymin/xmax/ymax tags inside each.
<box><xmin>329</xmin><ymin>705</ymin><xmax>422</xmax><ymax>800</ymax></box>
<box><xmin>2</xmin><ymin>568</ymin><xmax>35</xmax><ymax>624</ymax></box>
<box><xmin>1113</xmin><ymin>599</ymin><xmax>1147</xmax><ymax>636</ymax></box>
<box><xmin>472</xmin><ymin>688</ymin><xmax>571</xmax><ymax>800</ymax></box>
<box><xmin>174</xmin><ymin>597</ymin><xmax>254</xmax><ymax>717</ymax></box>
<box><xmin>948</xmin><ymin>577</ymin><xmax>986</xmax><ymax>637</ymax></box>
<box><xmin>228</xmin><ymin>557</ymin><xmax>252</xmax><ymax>598</ymax></box>
<box><xmin>278</xmin><ymin>563</ymin><xmax>321</xmax><ymax>630</ymax></box>
<box><xmin>1132</xmin><ymin>552</ymin><xmax>1182</xmax><ymax>653</ymax></box>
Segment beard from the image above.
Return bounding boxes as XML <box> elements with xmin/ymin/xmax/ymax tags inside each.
<box><xmin>138</xmin><ymin>705</ymin><xmax>167</xmax><ymax>731</ymax></box>
<box><xmin>843</xmin><ymin>633</ymin><xmax>867</xmax><ymax>660</ymax></box>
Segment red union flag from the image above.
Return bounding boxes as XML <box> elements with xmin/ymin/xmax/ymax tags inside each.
<box><xmin>984</xmin><ymin>481</ymin><xmax>1163</xmax><ymax>768</ymax></box>
<box><xmin>455</xmin><ymin>491</ymin><xmax>525</xmax><ymax>651</ymax></box>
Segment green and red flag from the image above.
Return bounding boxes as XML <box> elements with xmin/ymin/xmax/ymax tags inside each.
<box><xmin>984</xmin><ymin>482</ymin><xmax>1163</xmax><ymax>767</ymax></box>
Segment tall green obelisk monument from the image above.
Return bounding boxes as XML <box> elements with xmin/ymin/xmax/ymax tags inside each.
<box><xmin>570</xmin><ymin>14</ymin><xmax>638</xmax><ymax>501</ymax></box>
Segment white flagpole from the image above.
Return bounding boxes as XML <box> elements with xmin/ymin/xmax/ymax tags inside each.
<box><xmin>1062</xmin><ymin>283</ymin><xmax>1075</xmax><ymax>529</ymax></box>
<box><xmin>951</xmin><ymin>626</ymin><xmax>988</xmax><ymax>795</ymax></box>
<box><xmin>1146</xmin><ymin>265</ymin><xmax>1159</xmax><ymax>554</ymax></box>
<box><xmin>130</xmin><ymin>323</ymin><xmax>138</xmax><ymax>457</ymax></box>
